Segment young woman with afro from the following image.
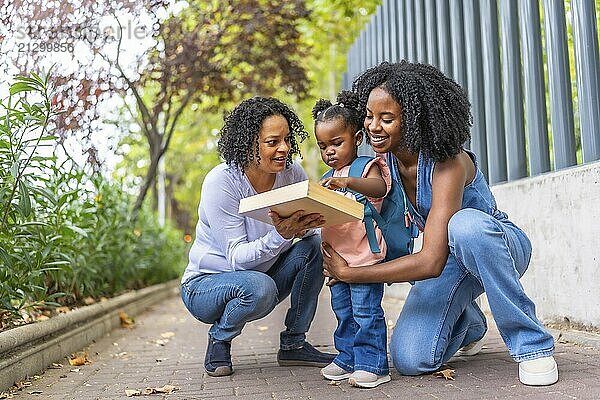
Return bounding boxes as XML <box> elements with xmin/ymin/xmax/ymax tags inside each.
<box><xmin>322</xmin><ymin>61</ymin><xmax>558</xmax><ymax>386</ymax></box>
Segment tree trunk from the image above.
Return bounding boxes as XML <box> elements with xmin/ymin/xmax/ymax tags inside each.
<box><xmin>132</xmin><ymin>150</ymin><xmax>162</xmax><ymax>217</ymax></box>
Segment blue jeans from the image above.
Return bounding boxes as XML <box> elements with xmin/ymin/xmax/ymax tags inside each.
<box><xmin>331</xmin><ymin>282</ymin><xmax>388</xmax><ymax>375</ymax></box>
<box><xmin>180</xmin><ymin>235</ymin><xmax>324</xmax><ymax>350</ymax></box>
<box><xmin>390</xmin><ymin>209</ymin><xmax>555</xmax><ymax>375</ymax></box>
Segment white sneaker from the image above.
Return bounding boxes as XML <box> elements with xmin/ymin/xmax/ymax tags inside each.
<box><xmin>519</xmin><ymin>356</ymin><xmax>559</xmax><ymax>386</ymax></box>
<box><xmin>456</xmin><ymin>335</ymin><xmax>486</xmax><ymax>356</ymax></box>
<box><xmin>321</xmin><ymin>362</ymin><xmax>352</xmax><ymax>381</ymax></box>
<box><xmin>348</xmin><ymin>370</ymin><xmax>391</xmax><ymax>388</ymax></box>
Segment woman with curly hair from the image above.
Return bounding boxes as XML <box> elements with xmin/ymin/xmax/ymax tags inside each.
<box><xmin>181</xmin><ymin>97</ymin><xmax>335</xmax><ymax>377</ymax></box>
<box><xmin>322</xmin><ymin>61</ymin><xmax>558</xmax><ymax>386</ymax></box>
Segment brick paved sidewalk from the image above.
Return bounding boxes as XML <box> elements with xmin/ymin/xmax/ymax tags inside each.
<box><xmin>10</xmin><ymin>287</ymin><xmax>600</xmax><ymax>400</ymax></box>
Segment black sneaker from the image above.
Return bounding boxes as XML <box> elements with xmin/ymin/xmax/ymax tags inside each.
<box><xmin>277</xmin><ymin>342</ymin><xmax>336</xmax><ymax>367</ymax></box>
<box><xmin>204</xmin><ymin>336</ymin><xmax>233</xmax><ymax>377</ymax></box>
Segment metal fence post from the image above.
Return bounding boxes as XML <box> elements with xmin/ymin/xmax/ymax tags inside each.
<box><xmin>519</xmin><ymin>0</ymin><xmax>551</xmax><ymax>176</ymax></box>
<box><xmin>480</xmin><ymin>0</ymin><xmax>507</xmax><ymax>183</ymax></box>
<box><xmin>500</xmin><ymin>0</ymin><xmax>527</xmax><ymax>180</ymax></box>
<box><xmin>543</xmin><ymin>0</ymin><xmax>577</xmax><ymax>169</ymax></box>
<box><xmin>463</xmin><ymin>0</ymin><xmax>488</xmax><ymax>178</ymax></box>
<box><xmin>415</xmin><ymin>0</ymin><xmax>427</xmax><ymax>63</ymax></box>
<box><xmin>437</xmin><ymin>0</ymin><xmax>452</xmax><ymax>76</ymax></box>
<box><xmin>572</xmin><ymin>0</ymin><xmax>600</xmax><ymax>163</ymax></box>
<box><xmin>425</xmin><ymin>0</ymin><xmax>438</xmax><ymax>66</ymax></box>
<box><xmin>406</xmin><ymin>0</ymin><xmax>417</xmax><ymax>61</ymax></box>
<box><xmin>450</xmin><ymin>0</ymin><xmax>467</xmax><ymax>91</ymax></box>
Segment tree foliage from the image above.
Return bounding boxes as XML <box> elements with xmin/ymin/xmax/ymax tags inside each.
<box><xmin>2</xmin><ymin>0</ymin><xmax>314</xmax><ymax>215</ymax></box>
<box><xmin>2</xmin><ymin>0</ymin><xmax>381</xmax><ymax>230</ymax></box>
<box><xmin>112</xmin><ymin>0</ymin><xmax>380</xmax><ymax>231</ymax></box>
<box><xmin>116</xmin><ymin>0</ymin><xmax>313</xmax><ymax>213</ymax></box>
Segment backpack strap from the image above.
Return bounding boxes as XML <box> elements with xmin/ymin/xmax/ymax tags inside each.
<box><xmin>363</xmin><ymin>201</ymin><xmax>382</xmax><ymax>254</ymax></box>
<box><xmin>348</xmin><ymin>156</ymin><xmax>375</xmax><ymax>178</ymax></box>
<box><xmin>321</xmin><ymin>156</ymin><xmax>384</xmax><ymax>255</ymax></box>
<box><xmin>346</xmin><ymin>155</ymin><xmax>374</xmax><ymax>203</ymax></box>
<box><xmin>347</xmin><ymin>156</ymin><xmax>383</xmax><ymax>254</ymax></box>
<box><xmin>321</xmin><ymin>168</ymin><xmax>334</xmax><ymax>180</ymax></box>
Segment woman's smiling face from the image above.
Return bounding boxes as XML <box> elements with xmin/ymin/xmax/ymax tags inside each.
<box><xmin>364</xmin><ymin>86</ymin><xmax>403</xmax><ymax>154</ymax></box>
<box><xmin>252</xmin><ymin>114</ymin><xmax>291</xmax><ymax>174</ymax></box>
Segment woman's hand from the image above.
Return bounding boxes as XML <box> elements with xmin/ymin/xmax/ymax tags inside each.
<box><xmin>321</xmin><ymin>241</ymin><xmax>351</xmax><ymax>286</ymax></box>
<box><xmin>269</xmin><ymin>210</ymin><xmax>325</xmax><ymax>239</ymax></box>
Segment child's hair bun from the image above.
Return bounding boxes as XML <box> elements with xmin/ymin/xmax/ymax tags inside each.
<box><xmin>336</xmin><ymin>90</ymin><xmax>359</xmax><ymax>109</ymax></box>
<box><xmin>312</xmin><ymin>98</ymin><xmax>333</xmax><ymax>120</ymax></box>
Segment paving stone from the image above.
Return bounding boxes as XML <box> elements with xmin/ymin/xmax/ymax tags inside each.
<box><xmin>8</xmin><ymin>289</ymin><xmax>600</xmax><ymax>400</ymax></box>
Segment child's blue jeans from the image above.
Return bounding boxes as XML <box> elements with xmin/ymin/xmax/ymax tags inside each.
<box><xmin>330</xmin><ymin>281</ymin><xmax>389</xmax><ymax>375</ymax></box>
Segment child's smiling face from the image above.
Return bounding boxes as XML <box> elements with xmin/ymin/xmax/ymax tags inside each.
<box><xmin>315</xmin><ymin>118</ymin><xmax>362</xmax><ymax>170</ymax></box>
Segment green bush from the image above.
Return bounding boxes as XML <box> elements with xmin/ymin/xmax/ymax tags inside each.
<box><xmin>0</xmin><ymin>72</ymin><xmax>186</xmax><ymax>328</ymax></box>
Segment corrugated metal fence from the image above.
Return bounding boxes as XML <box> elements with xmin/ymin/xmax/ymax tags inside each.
<box><xmin>343</xmin><ymin>0</ymin><xmax>600</xmax><ymax>184</ymax></box>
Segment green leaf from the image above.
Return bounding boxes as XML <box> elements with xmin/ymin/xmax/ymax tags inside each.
<box><xmin>28</xmin><ymin>187</ymin><xmax>57</xmax><ymax>205</ymax></box>
<box><xmin>29</xmin><ymin>72</ymin><xmax>44</xmax><ymax>86</ymax></box>
<box><xmin>18</xmin><ymin>182</ymin><xmax>32</xmax><ymax>217</ymax></box>
<box><xmin>15</xmin><ymin>76</ymin><xmax>42</xmax><ymax>87</ymax></box>
<box><xmin>20</xmin><ymin>221</ymin><xmax>52</xmax><ymax>228</ymax></box>
<box><xmin>10</xmin><ymin>82</ymin><xmax>36</xmax><ymax>95</ymax></box>
<box><xmin>39</xmin><ymin>135</ymin><xmax>58</xmax><ymax>141</ymax></box>
<box><xmin>65</xmin><ymin>224</ymin><xmax>88</xmax><ymax>237</ymax></box>
<box><xmin>42</xmin><ymin>261</ymin><xmax>70</xmax><ymax>266</ymax></box>
<box><xmin>10</xmin><ymin>161</ymin><xmax>19</xmax><ymax>178</ymax></box>
<box><xmin>46</xmin><ymin>292</ymin><xmax>67</xmax><ymax>300</ymax></box>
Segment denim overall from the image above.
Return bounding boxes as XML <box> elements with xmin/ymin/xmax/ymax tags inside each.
<box><xmin>387</xmin><ymin>150</ymin><xmax>555</xmax><ymax>375</ymax></box>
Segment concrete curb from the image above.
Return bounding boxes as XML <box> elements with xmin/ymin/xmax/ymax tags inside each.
<box><xmin>0</xmin><ymin>279</ymin><xmax>180</xmax><ymax>391</ymax></box>
<box><xmin>548</xmin><ymin>328</ymin><xmax>600</xmax><ymax>350</ymax></box>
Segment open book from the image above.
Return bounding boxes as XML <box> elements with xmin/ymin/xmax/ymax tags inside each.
<box><xmin>238</xmin><ymin>180</ymin><xmax>364</xmax><ymax>227</ymax></box>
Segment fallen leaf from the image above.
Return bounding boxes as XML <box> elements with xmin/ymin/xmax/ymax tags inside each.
<box><xmin>160</xmin><ymin>331</ymin><xmax>175</xmax><ymax>338</ymax></box>
<box><xmin>56</xmin><ymin>306</ymin><xmax>70</xmax><ymax>314</ymax></box>
<box><xmin>36</xmin><ymin>315</ymin><xmax>49</xmax><ymax>322</ymax></box>
<box><xmin>68</xmin><ymin>352</ymin><xmax>90</xmax><ymax>366</ymax></box>
<box><xmin>14</xmin><ymin>380</ymin><xmax>31</xmax><ymax>390</ymax></box>
<box><xmin>113</xmin><ymin>351</ymin><xmax>128</xmax><ymax>358</ymax></box>
<box><xmin>49</xmin><ymin>363</ymin><xmax>63</xmax><ymax>369</ymax></box>
<box><xmin>151</xmin><ymin>338</ymin><xmax>169</xmax><ymax>346</ymax></box>
<box><xmin>70</xmin><ymin>368</ymin><xmax>80</xmax><ymax>373</ymax></box>
<box><xmin>125</xmin><ymin>385</ymin><xmax>179</xmax><ymax>396</ymax></box>
<box><xmin>125</xmin><ymin>389</ymin><xmax>141</xmax><ymax>397</ymax></box>
<box><xmin>119</xmin><ymin>311</ymin><xmax>135</xmax><ymax>329</ymax></box>
<box><xmin>327</xmin><ymin>380</ymin><xmax>340</xmax><ymax>385</ymax></box>
<box><xmin>433</xmin><ymin>368</ymin><xmax>455</xmax><ymax>380</ymax></box>
<box><xmin>27</xmin><ymin>391</ymin><xmax>42</xmax><ymax>395</ymax></box>
<box><xmin>142</xmin><ymin>385</ymin><xmax>179</xmax><ymax>395</ymax></box>
<box><xmin>83</xmin><ymin>297</ymin><xmax>96</xmax><ymax>305</ymax></box>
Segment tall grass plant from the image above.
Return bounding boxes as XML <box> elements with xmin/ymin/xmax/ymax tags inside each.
<box><xmin>0</xmin><ymin>72</ymin><xmax>186</xmax><ymax>329</ymax></box>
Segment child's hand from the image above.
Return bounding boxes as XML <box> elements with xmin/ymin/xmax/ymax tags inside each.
<box><xmin>320</xmin><ymin>177</ymin><xmax>350</xmax><ymax>191</ymax></box>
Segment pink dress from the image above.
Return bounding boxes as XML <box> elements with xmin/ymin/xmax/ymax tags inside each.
<box><xmin>321</xmin><ymin>157</ymin><xmax>392</xmax><ymax>267</ymax></box>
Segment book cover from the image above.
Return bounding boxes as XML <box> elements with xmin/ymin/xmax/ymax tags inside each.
<box><xmin>238</xmin><ymin>180</ymin><xmax>364</xmax><ymax>227</ymax></box>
